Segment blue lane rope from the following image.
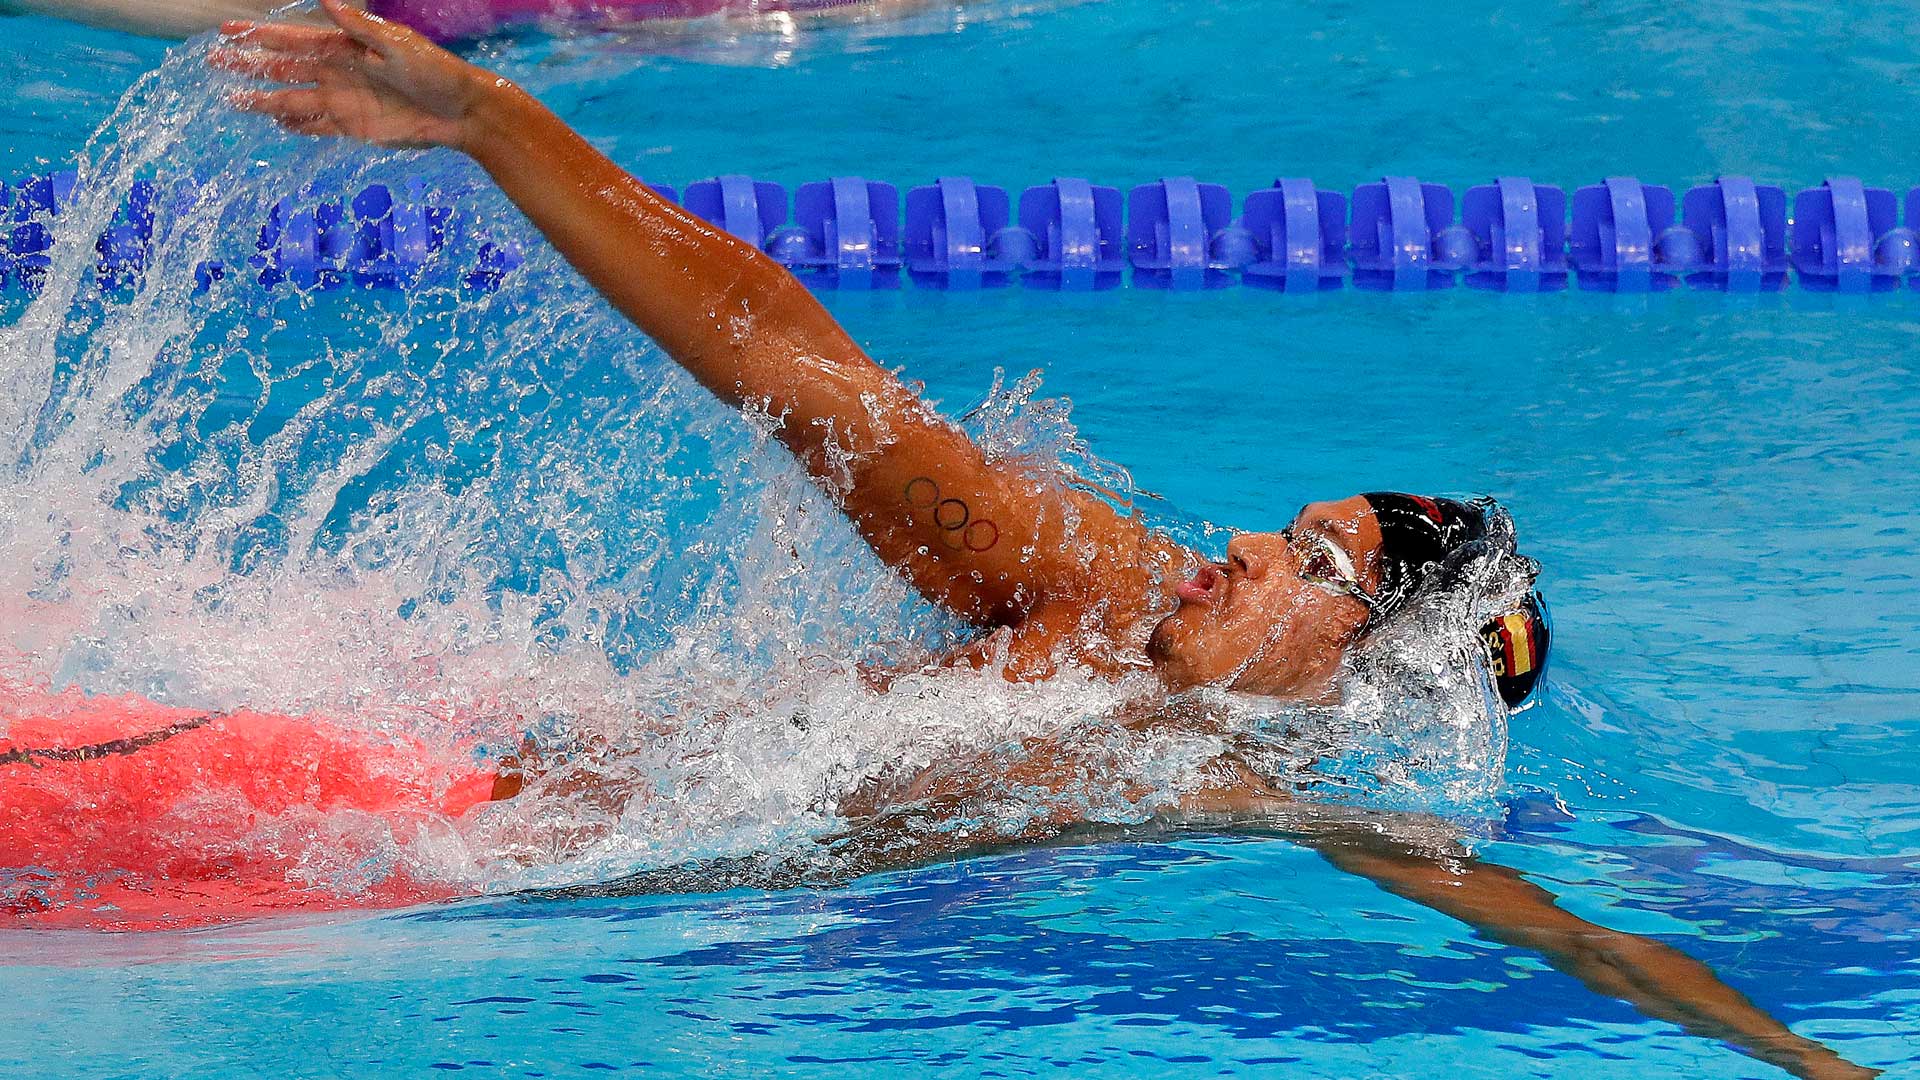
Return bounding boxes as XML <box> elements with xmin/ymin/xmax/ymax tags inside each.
<box><xmin>7</xmin><ymin>169</ymin><xmax>1920</xmax><ymax>297</ymax></box>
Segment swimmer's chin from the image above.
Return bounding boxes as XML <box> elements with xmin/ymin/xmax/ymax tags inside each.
<box><xmin>1143</xmin><ymin>610</ymin><xmax>1198</xmax><ymax>684</ymax></box>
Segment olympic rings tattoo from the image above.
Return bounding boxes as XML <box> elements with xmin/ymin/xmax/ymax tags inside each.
<box><xmin>903</xmin><ymin>476</ymin><xmax>999</xmax><ymax>552</ymax></box>
<box><xmin>903</xmin><ymin>476</ymin><xmax>939</xmax><ymax>509</ymax></box>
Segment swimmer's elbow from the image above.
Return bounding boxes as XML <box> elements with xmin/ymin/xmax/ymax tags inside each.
<box><xmin>749</xmin><ymin>264</ymin><xmax>858</xmax><ymax>350</ymax></box>
<box><xmin>720</xmin><ymin>269</ymin><xmax>896</xmax><ymax>395</ymax></box>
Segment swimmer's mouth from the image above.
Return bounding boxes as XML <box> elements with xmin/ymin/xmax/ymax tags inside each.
<box><xmin>1175</xmin><ymin>563</ymin><xmax>1231</xmax><ymax>607</ymax></box>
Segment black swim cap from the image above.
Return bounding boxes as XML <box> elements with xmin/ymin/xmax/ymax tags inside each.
<box><xmin>1361</xmin><ymin>492</ymin><xmax>1550</xmax><ymax>710</ymax></box>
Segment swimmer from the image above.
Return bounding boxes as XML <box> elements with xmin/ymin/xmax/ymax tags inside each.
<box><xmin>199</xmin><ymin>5</ymin><xmax>1880</xmax><ymax>1077</ymax></box>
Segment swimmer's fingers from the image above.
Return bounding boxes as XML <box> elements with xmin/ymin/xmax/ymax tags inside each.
<box><xmin>277</xmin><ymin>115</ymin><xmax>350</xmax><ymax>139</ymax></box>
<box><xmin>211</xmin><ymin>28</ymin><xmax>372</xmax><ymax>86</ymax></box>
<box><xmin>208</xmin><ymin>46</ymin><xmax>327</xmax><ymax>86</ymax></box>
<box><xmin>217</xmin><ymin>21</ymin><xmax>360</xmax><ymax>56</ymax></box>
<box><xmin>318</xmin><ymin>0</ymin><xmax>419</xmax><ymax>59</ymax></box>
<box><xmin>228</xmin><ymin>88</ymin><xmax>341</xmax><ymax>135</ymax></box>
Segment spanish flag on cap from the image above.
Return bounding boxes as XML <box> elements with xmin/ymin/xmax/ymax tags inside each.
<box><xmin>1358</xmin><ymin>493</ymin><xmax>1551</xmax><ymax>710</ymax></box>
<box><xmin>1483</xmin><ymin>591</ymin><xmax>1550</xmax><ymax>709</ymax></box>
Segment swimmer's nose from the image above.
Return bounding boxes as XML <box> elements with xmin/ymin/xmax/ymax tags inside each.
<box><xmin>1226</xmin><ymin>537</ymin><xmax>1268</xmax><ymax>581</ymax></box>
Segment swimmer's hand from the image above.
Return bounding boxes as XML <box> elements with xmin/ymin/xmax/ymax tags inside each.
<box><xmin>211</xmin><ymin>0</ymin><xmax>484</xmax><ymax>150</ymax></box>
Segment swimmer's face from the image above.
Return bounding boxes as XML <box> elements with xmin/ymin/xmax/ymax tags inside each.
<box><xmin>1146</xmin><ymin>495</ymin><xmax>1382</xmax><ymax>698</ymax></box>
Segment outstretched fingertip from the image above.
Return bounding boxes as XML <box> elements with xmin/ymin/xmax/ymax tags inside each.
<box><xmin>323</xmin><ymin>0</ymin><xmax>416</xmax><ymax>52</ymax></box>
<box><xmin>319</xmin><ymin>0</ymin><xmax>378</xmax><ymax>29</ymax></box>
<box><xmin>207</xmin><ymin>47</ymin><xmax>261</xmax><ymax>78</ymax></box>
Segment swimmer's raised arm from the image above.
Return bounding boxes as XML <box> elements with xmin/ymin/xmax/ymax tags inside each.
<box><xmin>213</xmin><ymin>0</ymin><xmax>1175</xmax><ymax>637</ymax></box>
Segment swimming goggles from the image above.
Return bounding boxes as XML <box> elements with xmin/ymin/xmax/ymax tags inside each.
<box><xmin>1281</xmin><ymin>527</ymin><xmax>1376</xmax><ymax>610</ymax></box>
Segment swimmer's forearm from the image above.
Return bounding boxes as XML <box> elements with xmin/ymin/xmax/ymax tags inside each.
<box><xmin>458</xmin><ymin>80</ymin><xmax>872</xmax><ymax>409</ymax></box>
<box><xmin>1312</xmin><ymin>839</ymin><xmax>1875</xmax><ymax>1080</ymax></box>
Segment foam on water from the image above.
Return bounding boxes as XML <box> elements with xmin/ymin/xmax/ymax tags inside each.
<box><xmin>0</xmin><ymin>30</ymin><xmax>1530</xmax><ymax>914</ymax></box>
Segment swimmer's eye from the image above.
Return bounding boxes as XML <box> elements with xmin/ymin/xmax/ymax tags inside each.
<box><xmin>1301</xmin><ymin>538</ymin><xmax>1342</xmax><ymax>582</ymax></box>
<box><xmin>1287</xmin><ymin>528</ymin><xmax>1371</xmax><ymax>607</ymax></box>
<box><xmin>1307</xmin><ymin>549</ymin><xmax>1335</xmax><ymax>580</ymax></box>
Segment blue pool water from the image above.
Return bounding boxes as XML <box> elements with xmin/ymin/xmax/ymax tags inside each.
<box><xmin>4</xmin><ymin>0</ymin><xmax>1920</xmax><ymax>1076</ymax></box>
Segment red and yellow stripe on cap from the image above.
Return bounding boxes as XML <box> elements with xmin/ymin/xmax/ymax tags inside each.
<box><xmin>1481</xmin><ymin>592</ymin><xmax>1551</xmax><ymax>708</ymax></box>
<box><xmin>1495</xmin><ymin>610</ymin><xmax>1537</xmax><ymax>676</ymax></box>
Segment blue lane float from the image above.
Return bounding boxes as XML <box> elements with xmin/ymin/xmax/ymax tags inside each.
<box><xmin>1570</xmin><ymin>177</ymin><xmax>1680</xmax><ymax>291</ymax></box>
<box><xmin>1349</xmin><ymin>176</ymin><xmax>1465</xmax><ymax>291</ymax></box>
<box><xmin>1015</xmin><ymin>178</ymin><xmax>1125</xmax><ymax>290</ymax></box>
<box><xmin>1462</xmin><ymin>177</ymin><xmax>1567</xmax><ymax>292</ymax></box>
<box><xmin>1126</xmin><ymin>177</ymin><xmax>1236</xmax><ymax>289</ymax></box>
<box><xmin>1792</xmin><ymin>177</ymin><xmax>1904</xmax><ymax>292</ymax></box>
<box><xmin>1240</xmin><ymin>179</ymin><xmax>1346</xmax><ymax>292</ymax></box>
<box><xmin>4</xmin><ymin>170</ymin><xmax>81</xmax><ymax>293</ymax></box>
<box><xmin>11</xmin><ymin>168</ymin><xmax>1920</xmax><ymax>298</ymax></box>
<box><xmin>685</xmin><ymin>175</ymin><xmax>787</xmax><ymax>249</ymax></box>
<box><xmin>782</xmin><ymin>177</ymin><xmax>902</xmax><ymax>290</ymax></box>
<box><xmin>904</xmin><ymin>176</ymin><xmax>1015</xmax><ymax>288</ymax></box>
<box><xmin>1682</xmin><ymin>177</ymin><xmax>1791</xmax><ymax>292</ymax></box>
